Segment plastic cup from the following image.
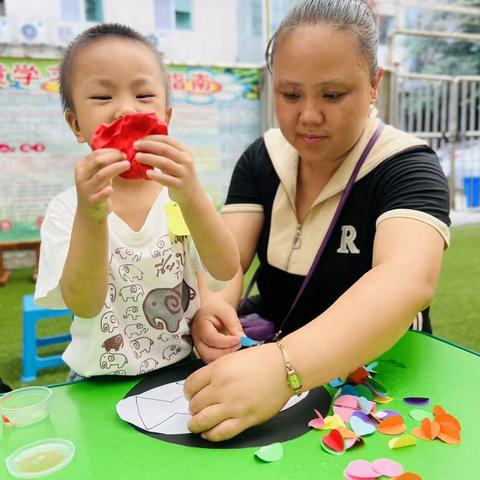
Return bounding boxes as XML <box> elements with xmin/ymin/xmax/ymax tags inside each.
<box><xmin>0</xmin><ymin>387</ymin><xmax>52</xmax><ymax>428</ymax></box>
<box><xmin>5</xmin><ymin>438</ymin><xmax>75</xmax><ymax>478</ymax></box>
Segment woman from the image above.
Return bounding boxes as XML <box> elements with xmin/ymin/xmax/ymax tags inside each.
<box><xmin>185</xmin><ymin>0</ymin><xmax>450</xmax><ymax>442</ymax></box>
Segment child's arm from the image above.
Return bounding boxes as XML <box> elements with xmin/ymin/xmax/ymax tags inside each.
<box><xmin>60</xmin><ymin>149</ymin><xmax>129</xmax><ymax>317</ymax></box>
<box><xmin>135</xmin><ymin>136</ymin><xmax>240</xmax><ymax>281</ymax></box>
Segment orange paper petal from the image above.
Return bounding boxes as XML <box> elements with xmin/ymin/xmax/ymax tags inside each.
<box><xmin>394</xmin><ymin>473</ymin><xmax>423</xmax><ymax>480</ymax></box>
<box><xmin>337</xmin><ymin>425</ymin><xmax>358</xmax><ymax>440</ymax></box>
<box><xmin>435</xmin><ymin>413</ymin><xmax>461</xmax><ymax>431</ymax></box>
<box><xmin>377</xmin><ymin>415</ymin><xmax>406</xmax><ymax>435</ymax></box>
<box><xmin>432</xmin><ymin>405</ymin><xmax>446</xmax><ymax>417</ymax></box>
<box><xmin>437</xmin><ymin>421</ymin><xmax>461</xmax><ymax>444</ymax></box>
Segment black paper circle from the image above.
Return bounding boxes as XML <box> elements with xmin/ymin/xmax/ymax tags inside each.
<box><xmin>123</xmin><ymin>359</ymin><xmax>332</xmax><ymax>449</ymax></box>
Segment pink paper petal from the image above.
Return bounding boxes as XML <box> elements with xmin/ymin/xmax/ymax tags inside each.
<box><xmin>334</xmin><ymin>395</ymin><xmax>359</xmax><ymax>409</ymax></box>
<box><xmin>371</xmin><ymin>458</ymin><xmax>404</xmax><ymax>477</ymax></box>
<box><xmin>344</xmin><ymin>472</ymin><xmax>377</xmax><ymax>480</ymax></box>
<box><xmin>346</xmin><ymin>460</ymin><xmax>380</xmax><ymax>478</ymax></box>
<box><xmin>308</xmin><ymin>417</ymin><xmax>326</xmax><ymax>429</ymax></box>
<box><xmin>333</xmin><ymin>405</ymin><xmax>356</xmax><ymax>423</ymax></box>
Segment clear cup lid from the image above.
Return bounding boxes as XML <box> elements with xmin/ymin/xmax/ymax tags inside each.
<box><xmin>5</xmin><ymin>439</ymin><xmax>75</xmax><ymax>478</ymax></box>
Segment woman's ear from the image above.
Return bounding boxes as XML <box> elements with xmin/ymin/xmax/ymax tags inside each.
<box><xmin>65</xmin><ymin>110</ymin><xmax>86</xmax><ymax>143</ymax></box>
<box><xmin>371</xmin><ymin>68</ymin><xmax>384</xmax><ymax>102</ymax></box>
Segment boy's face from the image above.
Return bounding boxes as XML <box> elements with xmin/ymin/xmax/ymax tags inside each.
<box><xmin>65</xmin><ymin>37</ymin><xmax>172</xmax><ymax>146</ymax></box>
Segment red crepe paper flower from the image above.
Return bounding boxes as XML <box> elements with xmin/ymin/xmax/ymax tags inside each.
<box><xmin>91</xmin><ymin>112</ymin><xmax>168</xmax><ymax>180</ymax></box>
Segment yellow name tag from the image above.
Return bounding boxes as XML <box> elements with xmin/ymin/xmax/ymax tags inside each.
<box><xmin>165</xmin><ymin>200</ymin><xmax>190</xmax><ymax>236</ymax></box>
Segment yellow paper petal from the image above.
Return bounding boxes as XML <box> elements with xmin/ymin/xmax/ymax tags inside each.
<box><xmin>388</xmin><ymin>434</ymin><xmax>417</xmax><ymax>449</ymax></box>
<box><xmin>165</xmin><ymin>200</ymin><xmax>190</xmax><ymax>236</ymax></box>
<box><xmin>375</xmin><ymin>395</ymin><xmax>393</xmax><ymax>404</ymax></box>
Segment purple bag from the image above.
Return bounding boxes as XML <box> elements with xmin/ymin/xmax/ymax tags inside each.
<box><xmin>238</xmin><ymin>123</ymin><xmax>385</xmax><ymax>343</ymax></box>
<box><xmin>239</xmin><ymin>313</ymin><xmax>276</xmax><ymax>342</ymax></box>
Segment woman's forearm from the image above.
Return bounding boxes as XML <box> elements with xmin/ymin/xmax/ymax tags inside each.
<box><xmin>283</xmin><ymin>262</ymin><xmax>438</xmax><ymax>390</ymax></box>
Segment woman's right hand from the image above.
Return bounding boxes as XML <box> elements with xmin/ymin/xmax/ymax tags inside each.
<box><xmin>75</xmin><ymin>148</ymin><xmax>130</xmax><ymax>221</ymax></box>
<box><xmin>191</xmin><ymin>300</ymin><xmax>244</xmax><ymax>363</ymax></box>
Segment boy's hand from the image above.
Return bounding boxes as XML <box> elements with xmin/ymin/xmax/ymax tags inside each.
<box><xmin>75</xmin><ymin>148</ymin><xmax>130</xmax><ymax>221</ymax></box>
<box><xmin>134</xmin><ymin>136</ymin><xmax>202</xmax><ymax>205</ymax></box>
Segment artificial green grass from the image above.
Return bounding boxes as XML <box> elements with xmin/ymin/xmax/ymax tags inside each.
<box><xmin>0</xmin><ymin>225</ymin><xmax>478</xmax><ymax>390</ymax></box>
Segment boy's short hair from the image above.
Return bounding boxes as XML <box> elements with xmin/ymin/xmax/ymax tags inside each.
<box><xmin>59</xmin><ymin>23</ymin><xmax>171</xmax><ymax>113</ymax></box>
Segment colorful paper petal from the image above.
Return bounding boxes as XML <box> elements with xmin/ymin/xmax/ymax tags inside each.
<box><xmin>345</xmin><ymin>460</ymin><xmax>379</xmax><ymax>478</ymax></box>
<box><xmin>388</xmin><ymin>434</ymin><xmax>417</xmax><ymax>449</ymax></box>
<box><xmin>411</xmin><ymin>418</ymin><xmax>440</xmax><ymax>440</ymax></box>
<box><xmin>308</xmin><ymin>409</ymin><xmax>325</xmax><ymax>429</ymax></box>
<box><xmin>350</xmin><ymin>411</ymin><xmax>377</xmax><ymax>436</ymax></box>
<box><xmin>437</xmin><ymin>421</ymin><xmax>461</xmax><ymax>444</ymax></box>
<box><xmin>255</xmin><ymin>442</ymin><xmax>284</xmax><ymax>462</ymax></box>
<box><xmin>403</xmin><ymin>397</ymin><xmax>430</xmax><ymax>406</ymax></box>
<box><xmin>365</xmin><ymin>361</ymin><xmax>378</xmax><ymax>373</ymax></box>
<box><xmin>329</xmin><ymin>377</ymin><xmax>345</xmax><ymax>388</ymax></box>
<box><xmin>377</xmin><ymin>415</ymin><xmax>406</xmax><ymax>435</ymax></box>
<box><xmin>409</xmin><ymin>409</ymin><xmax>434</xmax><ymax>422</ymax></box>
<box><xmin>321</xmin><ymin>428</ymin><xmax>345</xmax><ymax>454</ymax></box>
<box><xmin>394</xmin><ymin>473</ymin><xmax>423</xmax><ymax>480</ymax></box>
<box><xmin>371</xmin><ymin>458</ymin><xmax>404</xmax><ymax>477</ymax></box>
<box><xmin>240</xmin><ymin>336</ymin><xmax>259</xmax><ymax>347</ymax></box>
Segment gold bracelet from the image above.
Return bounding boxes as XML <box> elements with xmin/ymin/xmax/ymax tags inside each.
<box><xmin>276</xmin><ymin>341</ymin><xmax>303</xmax><ymax>396</ymax></box>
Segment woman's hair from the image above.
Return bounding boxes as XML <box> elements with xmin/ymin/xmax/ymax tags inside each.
<box><xmin>59</xmin><ymin>23</ymin><xmax>171</xmax><ymax>113</ymax></box>
<box><xmin>265</xmin><ymin>0</ymin><xmax>378</xmax><ymax>80</ymax></box>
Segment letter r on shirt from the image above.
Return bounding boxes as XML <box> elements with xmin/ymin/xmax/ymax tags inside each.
<box><xmin>337</xmin><ymin>225</ymin><xmax>360</xmax><ymax>254</ymax></box>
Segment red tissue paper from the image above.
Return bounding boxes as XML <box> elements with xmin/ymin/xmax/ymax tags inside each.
<box><xmin>91</xmin><ymin>112</ymin><xmax>168</xmax><ymax>180</ymax></box>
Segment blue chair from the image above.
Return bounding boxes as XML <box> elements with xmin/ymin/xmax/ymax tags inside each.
<box><xmin>21</xmin><ymin>294</ymin><xmax>72</xmax><ymax>382</ymax></box>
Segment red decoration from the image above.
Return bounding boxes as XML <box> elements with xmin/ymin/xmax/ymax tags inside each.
<box><xmin>91</xmin><ymin>112</ymin><xmax>168</xmax><ymax>180</ymax></box>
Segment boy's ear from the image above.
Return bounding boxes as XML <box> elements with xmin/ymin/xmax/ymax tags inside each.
<box><xmin>165</xmin><ymin>106</ymin><xmax>173</xmax><ymax>126</ymax></box>
<box><xmin>65</xmin><ymin>110</ymin><xmax>86</xmax><ymax>143</ymax></box>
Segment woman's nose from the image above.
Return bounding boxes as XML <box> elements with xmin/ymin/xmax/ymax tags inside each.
<box><xmin>299</xmin><ymin>101</ymin><xmax>324</xmax><ymax>125</ymax></box>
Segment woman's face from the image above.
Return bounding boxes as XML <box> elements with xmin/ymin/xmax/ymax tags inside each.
<box><xmin>273</xmin><ymin>25</ymin><xmax>381</xmax><ymax>166</ymax></box>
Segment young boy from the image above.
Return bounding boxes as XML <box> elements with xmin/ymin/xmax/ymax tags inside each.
<box><xmin>34</xmin><ymin>23</ymin><xmax>239</xmax><ymax>378</ymax></box>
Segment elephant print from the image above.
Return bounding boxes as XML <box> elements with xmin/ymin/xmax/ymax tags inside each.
<box><xmin>104</xmin><ymin>283</ymin><xmax>116</xmax><ymax>309</ymax></box>
<box><xmin>124</xmin><ymin>323</ymin><xmax>149</xmax><ymax>338</ymax></box>
<box><xmin>162</xmin><ymin>344</ymin><xmax>182</xmax><ymax>361</ymax></box>
<box><xmin>112</xmin><ymin>370</ymin><xmax>126</xmax><ymax>376</ymax></box>
<box><xmin>123</xmin><ymin>305</ymin><xmax>140</xmax><ymax>321</ymax></box>
<box><xmin>130</xmin><ymin>337</ymin><xmax>154</xmax><ymax>359</ymax></box>
<box><xmin>114</xmin><ymin>247</ymin><xmax>142</xmax><ymax>262</ymax></box>
<box><xmin>118</xmin><ymin>264</ymin><xmax>144</xmax><ymax>282</ymax></box>
<box><xmin>102</xmin><ymin>334</ymin><xmax>124</xmax><ymax>352</ymax></box>
<box><xmin>140</xmin><ymin>358</ymin><xmax>159</xmax><ymax>374</ymax></box>
<box><xmin>100</xmin><ymin>311</ymin><xmax>119</xmax><ymax>333</ymax></box>
<box><xmin>119</xmin><ymin>284</ymin><xmax>145</xmax><ymax>302</ymax></box>
<box><xmin>158</xmin><ymin>332</ymin><xmax>180</xmax><ymax>342</ymax></box>
<box><xmin>142</xmin><ymin>280</ymin><xmax>196</xmax><ymax>333</ymax></box>
<box><xmin>100</xmin><ymin>353</ymin><xmax>128</xmax><ymax>369</ymax></box>
<box><xmin>149</xmin><ymin>235</ymin><xmax>172</xmax><ymax>259</ymax></box>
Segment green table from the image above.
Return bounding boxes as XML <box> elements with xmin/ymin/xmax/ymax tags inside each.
<box><xmin>1</xmin><ymin>332</ymin><xmax>479</xmax><ymax>479</ymax></box>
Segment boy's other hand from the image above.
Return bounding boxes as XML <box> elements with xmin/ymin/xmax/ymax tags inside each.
<box><xmin>133</xmin><ymin>136</ymin><xmax>202</xmax><ymax>205</ymax></box>
<box><xmin>75</xmin><ymin>148</ymin><xmax>130</xmax><ymax>221</ymax></box>
<box><xmin>191</xmin><ymin>300</ymin><xmax>243</xmax><ymax>364</ymax></box>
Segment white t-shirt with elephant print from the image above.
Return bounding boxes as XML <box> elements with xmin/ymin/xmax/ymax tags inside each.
<box><xmin>34</xmin><ymin>186</ymin><xmax>203</xmax><ymax>377</ymax></box>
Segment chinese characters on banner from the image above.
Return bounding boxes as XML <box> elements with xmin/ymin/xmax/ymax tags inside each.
<box><xmin>0</xmin><ymin>59</ymin><xmax>262</xmax><ymax>242</ymax></box>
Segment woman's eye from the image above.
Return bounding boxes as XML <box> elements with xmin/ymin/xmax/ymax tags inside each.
<box><xmin>324</xmin><ymin>92</ymin><xmax>344</xmax><ymax>100</ymax></box>
<box><xmin>282</xmin><ymin>92</ymin><xmax>300</xmax><ymax>101</ymax></box>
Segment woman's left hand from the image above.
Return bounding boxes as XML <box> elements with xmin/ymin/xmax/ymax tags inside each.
<box><xmin>184</xmin><ymin>343</ymin><xmax>292</xmax><ymax>441</ymax></box>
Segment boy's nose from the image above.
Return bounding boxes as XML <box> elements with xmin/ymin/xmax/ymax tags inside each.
<box><xmin>114</xmin><ymin>105</ymin><xmax>137</xmax><ymax>120</ymax></box>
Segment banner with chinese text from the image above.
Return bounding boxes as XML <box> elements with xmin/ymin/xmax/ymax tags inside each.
<box><xmin>0</xmin><ymin>59</ymin><xmax>261</xmax><ymax>243</ymax></box>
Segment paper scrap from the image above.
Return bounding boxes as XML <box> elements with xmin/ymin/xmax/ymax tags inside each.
<box><xmin>403</xmin><ymin>397</ymin><xmax>430</xmax><ymax>406</ymax></box>
<box><xmin>371</xmin><ymin>458</ymin><xmax>404</xmax><ymax>477</ymax></box>
<box><xmin>240</xmin><ymin>336</ymin><xmax>259</xmax><ymax>347</ymax></box>
<box><xmin>388</xmin><ymin>434</ymin><xmax>417</xmax><ymax>449</ymax></box>
<box><xmin>255</xmin><ymin>442</ymin><xmax>284</xmax><ymax>462</ymax></box>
